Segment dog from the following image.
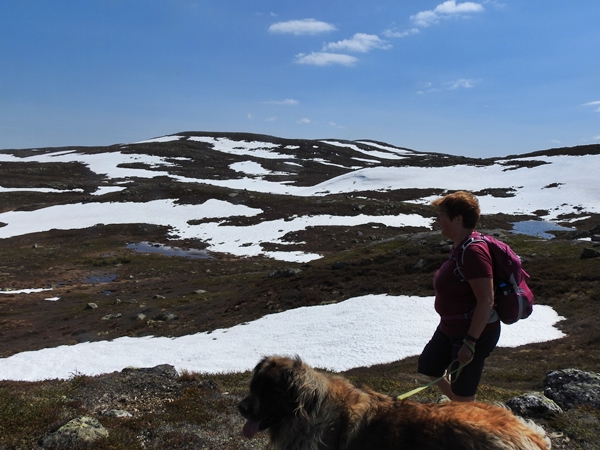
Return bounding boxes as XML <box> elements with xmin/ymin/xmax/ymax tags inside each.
<box><xmin>239</xmin><ymin>355</ymin><xmax>551</xmax><ymax>450</ymax></box>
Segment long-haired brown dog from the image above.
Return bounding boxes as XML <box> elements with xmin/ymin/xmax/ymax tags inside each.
<box><xmin>239</xmin><ymin>356</ymin><xmax>550</xmax><ymax>450</ymax></box>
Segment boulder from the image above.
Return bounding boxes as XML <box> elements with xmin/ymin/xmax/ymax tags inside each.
<box><xmin>40</xmin><ymin>416</ymin><xmax>108</xmax><ymax>448</ymax></box>
<box><xmin>581</xmin><ymin>248</ymin><xmax>600</xmax><ymax>259</ymax></box>
<box><xmin>505</xmin><ymin>392</ymin><xmax>562</xmax><ymax>418</ymax></box>
<box><xmin>544</xmin><ymin>368</ymin><xmax>600</xmax><ymax>410</ymax></box>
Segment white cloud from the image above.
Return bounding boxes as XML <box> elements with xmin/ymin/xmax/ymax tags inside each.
<box><xmin>295</xmin><ymin>52</ymin><xmax>358</xmax><ymax>67</ymax></box>
<box><xmin>583</xmin><ymin>100</ymin><xmax>600</xmax><ymax>112</ymax></box>
<box><xmin>297</xmin><ymin>118</ymin><xmax>311</xmax><ymax>124</ymax></box>
<box><xmin>269</xmin><ymin>19</ymin><xmax>336</xmax><ymax>35</ymax></box>
<box><xmin>446</xmin><ymin>78</ymin><xmax>478</xmax><ymax>89</ymax></box>
<box><xmin>322</xmin><ymin>33</ymin><xmax>391</xmax><ymax>53</ymax></box>
<box><xmin>265</xmin><ymin>117</ymin><xmax>277</xmax><ymax>122</ymax></box>
<box><xmin>436</xmin><ymin>0</ymin><xmax>484</xmax><ymax>14</ymax></box>
<box><xmin>411</xmin><ymin>1</ymin><xmax>484</xmax><ymax>27</ymax></box>
<box><xmin>383</xmin><ymin>28</ymin><xmax>420</xmax><ymax>38</ymax></box>
<box><xmin>247</xmin><ymin>113</ymin><xmax>254</xmax><ymax>119</ymax></box>
<box><xmin>263</xmin><ymin>99</ymin><xmax>299</xmax><ymax>106</ymax></box>
<box><xmin>417</xmin><ymin>79</ymin><xmax>477</xmax><ymax>94</ymax></box>
<box><xmin>594</xmin><ymin>135</ymin><xmax>600</xmax><ymax>141</ymax></box>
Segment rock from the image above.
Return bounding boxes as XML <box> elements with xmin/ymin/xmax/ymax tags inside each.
<box><xmin>567</xmin><ymin>230</ymin><xmax>590</xmax><ymax>240</ymax></box>
<box><xmin>103</xmin><ymin>409</ymin><xmax>132</xmax><ymax>418</ymax></box>
<box><xmin>506</xmin><ymin>392</ymin><xmax>563</xmax><ymax>418</ymax></box>
<box><xmin>544</xmin><ymin>368</ymin><xmax>600</xmax><ymax>410</ymax></box>
<box><xmin>413</xmin><ymin>258</ymin><xmax>429</xmax><ymax>269</ymax></box>
<box><xmin>269</xmin><ymin>268</ymin><xmax>301</xmax><ymax>278</ymax></box>
<box><xmin>331</xmin><ymin>261</ymin><xmax>348</xmax><ymax>270</ymax></box>
<box><xmin>101</xmin><ymin>313</ymin><xmax>122</xmax><ymax>320</ymax></box>
<box><xmin>40</xmin><ymin>416</ymin><xmax>108</xmax><ymax>448</ymax></box>
<box><xmin>590</xmin><ymin>225</ymin><xmax>600</xmax><ymax>234</ymax></box>
<box><xmin>193</xmin><ymin>289</ymin><xmax>207</xmax><ymax>294</ymax></box>
<box><xmin>581</xmin><ymin>248</ymin><xmax>600</xmax><ymax>259</ymax></box>
<box><xmin>134</xmin><ymin>313</ymin><xmax>147</xmax><ymax>321</ymax></box>
<box><xmin>153</xmin><ymin>294</ymin><xmax>166</xmax><ymax>299</ymax></box>
<box><xmin>122</xmin><ymin>364</ymin><xmax>178</xmax><ymax>378</ymax></box>
<box><xmin>153</xmin><ymin>312</ymin><xmax>178</xmax><ymax>321</ymax></box>
<box><xmin>85</xmin><ymin>303</ymin><xmax>98</xmax><ymax>310</ymax></box>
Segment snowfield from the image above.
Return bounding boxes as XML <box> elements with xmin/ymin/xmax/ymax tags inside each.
<box><xmin>0</xmin><ymin>135</ymin><xmax>595</xmax><ymax>381</ymax></box>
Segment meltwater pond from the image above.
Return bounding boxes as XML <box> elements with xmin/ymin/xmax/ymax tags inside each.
<box><xmin>511</xmin><ymin>220</ymin><xmax>574</xmax><ymax>239</ymax></box>
<box><xmin>126</xmin><ymin>241</ymin><xmax>211</xmax><ymax>259</ymax></box>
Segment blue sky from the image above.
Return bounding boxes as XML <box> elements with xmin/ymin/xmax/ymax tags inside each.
<box><xmin>1</xmin><ymin>1</ymin><xmax>599</xmax><ymax>157</ymax></box>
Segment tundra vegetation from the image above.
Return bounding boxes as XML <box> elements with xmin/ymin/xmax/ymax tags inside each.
<box><xmin>0</xmin><ymin>135</ymin><xmax>599</xmax><ymax>449</ymax></box>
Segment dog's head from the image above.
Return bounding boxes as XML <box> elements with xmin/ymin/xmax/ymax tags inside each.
<box><xmin>238</xmin><ymin>355</ymin><xmax>323</xmax><ymax>439</ymax></box>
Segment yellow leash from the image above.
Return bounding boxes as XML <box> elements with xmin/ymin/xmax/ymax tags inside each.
<box><xmin>397</xmin><ymin>339</ymin><xmax>475</xmax><ymax>401</ymax></box>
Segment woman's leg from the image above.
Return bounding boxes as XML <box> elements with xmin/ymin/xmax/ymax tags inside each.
<box><xmin>448</xmin><ymin>325</ymin><xmax>501</xmax><ymax>400</ymax></box>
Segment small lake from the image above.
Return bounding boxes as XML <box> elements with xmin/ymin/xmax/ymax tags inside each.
<box><xmin>511</xmin><ymin>220</ymin><xmax>574</xmax><ymax>239</ymax></box>
<box><xmin>126</xmin><ymin>241</ymin><xmax>211</xmax><ymax>259</ymax></box>
<box><xmin>84</xmin><ymin>274</ymin><xmax>117</xmax><ymax>284</ymax></box>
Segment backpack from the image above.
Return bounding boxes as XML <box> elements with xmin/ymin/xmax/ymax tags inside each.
<box><xmin>454</xmin><ymin>234</ymin><xmax>534</xmax><ymax>325</ymax></box>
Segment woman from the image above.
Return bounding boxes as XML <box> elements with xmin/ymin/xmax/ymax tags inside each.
<box><xmin>418</xmin><ymin>191</ymin><xmax>500</xmax><ymax>402</ymax></box>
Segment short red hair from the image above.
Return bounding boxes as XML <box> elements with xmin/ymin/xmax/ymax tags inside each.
<box><xmin>431</xmin><ymin>191</ymin><xmax>480</xmax><ymax>229</ymax></box>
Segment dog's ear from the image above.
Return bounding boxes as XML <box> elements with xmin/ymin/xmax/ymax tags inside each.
<box><xmin>286</xmin><ymin>358</ymin><xmax>327</xmax><ymax>419</ymax></box>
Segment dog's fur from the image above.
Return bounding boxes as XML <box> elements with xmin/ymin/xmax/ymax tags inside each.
<box><xmin>239</xmin><ymin>355</ymin><xmax>550</xmax><ymax>450</ymax></box>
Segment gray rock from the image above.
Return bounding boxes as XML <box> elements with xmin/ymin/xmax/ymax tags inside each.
<box><xmin>269</xmin><ymin>268</ymin><xmax>301</xmax><ymax>278</ymax></box>
<box><xmin>85</xmin><ymin>303</ymin><xmax>98</xmax><ymax>310</ymax></box>
<box><xmin>101</xmin><ymin>313</ymin><xmax>122</xmax><ymax>320</ymax></box>
<box><xmin>413</xmin><ymin>258</ymin><xmax>429</xmax><ymax>269</ymax></box>
<box><xmin>40</xmin><ymin>416</ymin><xmax>108</xmax><ymax>448</ymax></box>
<box><xmin>122</xmin><ymin>364</ymin><xmax>178</xmax><ymax>378</ymax></box>
<box><xmin>153</xmin><ymin>312</ymin><xmax>178</xmax><ymax>321</ymax></box>
<box><xmin>506</xmin><ymin>392</ymin><xmax>562</xmax><ymax>418</ymax></box>
<box><xmin>103</xmin><ymin>409</ymin><xmax>132</xmax><ymax>418</ymax></box>
<box><xmin>544</xmin><ymin>368</ymin><xmax>600</xmax><ymax>410</ymax></box>
<box><xmin>581</xmin><ymin>248</ymin><xmax>600</xmax><ymax>259</ymax></box>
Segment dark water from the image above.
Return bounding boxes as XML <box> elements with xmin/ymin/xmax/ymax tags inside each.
<box><xmin>126</xmin><ymin>241</ymin><xmax>211</xmax><ymax>259</ymax></box>
<box><xmin>511</xmin><ymin>220</ymin><xmax>574</xmax><ymax>239</ymax></box>
<box><xmin>84</xmin><ymin>274</ymin><xmax>117</xmax><ymax>284</ymax></box>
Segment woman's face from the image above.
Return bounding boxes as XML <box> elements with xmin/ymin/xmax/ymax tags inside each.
<box><xmin>437</xmin><ymin>210</ymin><xmax>461</xmax><ymax>239</ymax></box>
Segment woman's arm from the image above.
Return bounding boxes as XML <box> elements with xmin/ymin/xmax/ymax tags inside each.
<box><xmin>457</xmin><ymin>277</ymin><xmax>495</xmax><ymax>364</ymax></box>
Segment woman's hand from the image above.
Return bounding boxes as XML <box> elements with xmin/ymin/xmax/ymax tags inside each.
<box><xmin>458</xmin><ymin>343</ymin><xmax>474</xmax><ymax>364</ymax></box>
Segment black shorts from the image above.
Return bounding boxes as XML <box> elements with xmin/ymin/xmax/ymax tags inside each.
<box><xmin>418</xmin><ymin>324</ymin><xmax>500</xmax><ymax>397</ymax></box>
